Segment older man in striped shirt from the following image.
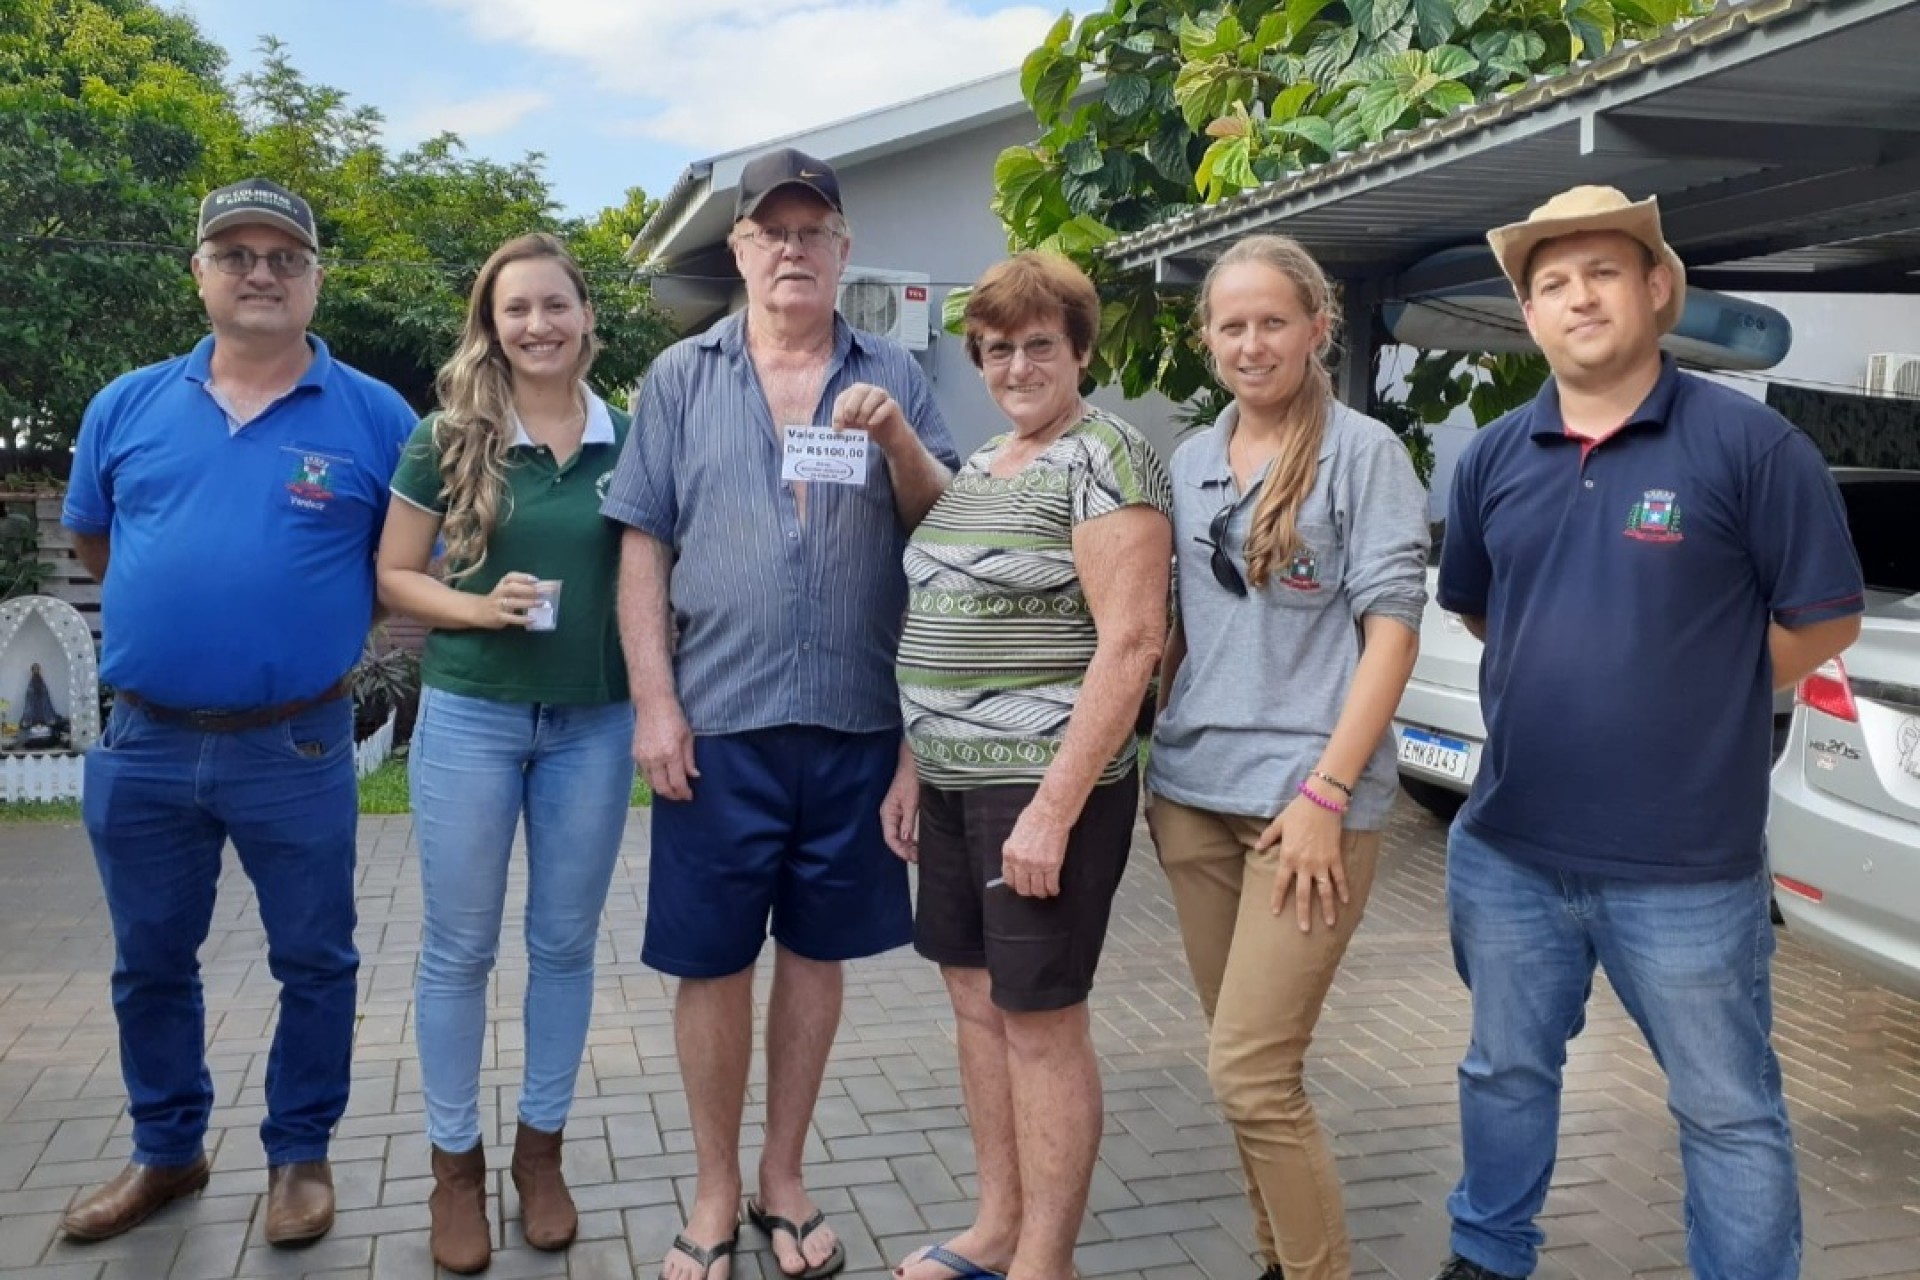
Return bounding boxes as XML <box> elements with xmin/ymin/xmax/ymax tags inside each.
<box><xmin>603</xmin><ymin>147</ymin><xmax>958</xmax><ymax>1280</ymax></box>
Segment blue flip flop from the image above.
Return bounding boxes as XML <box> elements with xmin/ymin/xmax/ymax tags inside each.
<box><xmin>902</xmin><ymin>1243</ymin><xmax>1007</xmax><ymax>1280</ymax></box>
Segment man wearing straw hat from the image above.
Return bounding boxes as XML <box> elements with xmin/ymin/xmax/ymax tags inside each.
<box><xmin>1429</xmin><ymin>187</ymin><xmax>1863</xmax><ymax>1280</ymax></box>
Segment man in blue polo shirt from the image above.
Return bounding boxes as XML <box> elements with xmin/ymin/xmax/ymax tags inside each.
<box><xmin>603</xmin><ymin>148</ymin><xmax>957</xmax><ymax>1280</ymax></box>
<box><xmin>1429</xmin><ymin>187</ymin><xmax>1864</xmax><ymax>1280</ymax></box>
<box><xmin>59</xmin><ymin>179</ymin><xmax>413</xmax><ymax>1247</ymax></box>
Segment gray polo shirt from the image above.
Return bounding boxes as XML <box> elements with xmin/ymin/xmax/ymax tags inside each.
<box><xmin>1147</xmin><ymin>400</ymin><xmax>1429</xmax><ymax>827</ymax></box>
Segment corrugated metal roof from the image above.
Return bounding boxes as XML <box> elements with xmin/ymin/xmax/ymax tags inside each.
<box><xmin>1107</xmin><ymin>0</ymin><xmax>1920</xmax><ymax>292</ymax></box>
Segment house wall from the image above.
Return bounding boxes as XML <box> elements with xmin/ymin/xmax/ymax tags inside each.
<box><xmin>1701</xmin><ymin>292</ymin><xmax>1920</xmax><ymax>404</ymax></box>
<box><xmin>1411</xmin><ymin>291</ymin><xmax>1920</xmax><ymax>520</ymax></box>
<box><xmin>832</xmin><ymin>116</ymin><xmax>1191</xmax><ymax>462</ymax></box>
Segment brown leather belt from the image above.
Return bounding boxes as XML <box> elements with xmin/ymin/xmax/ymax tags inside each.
<box><xmin>117</xmin><ymin>676</ymin><xmax>353</xmax><ymax>734</ymax></box>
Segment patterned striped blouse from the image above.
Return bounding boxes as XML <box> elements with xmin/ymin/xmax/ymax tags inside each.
<box><xmin>897</xmin><ymin>406</ymin><xmax>1173</xmax><ymax>789</ymax></box>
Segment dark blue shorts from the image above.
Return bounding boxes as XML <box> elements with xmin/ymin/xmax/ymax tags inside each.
<box><xmin>642</xmin><ymin>725</ymin><xmax>911</xmax><ymax>978</ymax></box>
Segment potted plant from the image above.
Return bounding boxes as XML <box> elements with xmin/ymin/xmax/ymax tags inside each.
<box><xmin>349</xmin><ymin>626</ymin><xmax>420</xmax><ymax>744</ymax></box>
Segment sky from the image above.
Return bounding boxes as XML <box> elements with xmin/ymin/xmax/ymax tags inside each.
<box><xmin>172</xmin><ymin>0</ymin><xmax>1102</xmax><ymax>219</ymax></box>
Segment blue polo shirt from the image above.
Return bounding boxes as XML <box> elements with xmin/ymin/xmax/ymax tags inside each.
<box><xmin>1438</xmin><ymin>357</ymin><xmax>1862</xmax><ymax>882</ymax></box>
<box><xmin>64</xmin><ymin>335</ymin><xmax>413</xmax><ymax>708</ymax></box>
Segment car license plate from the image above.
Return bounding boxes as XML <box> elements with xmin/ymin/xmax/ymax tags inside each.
<box><xmin>1398</xmin><ymin>726</ymin><xmax>1470</xmax><ymax>780</ymax></box>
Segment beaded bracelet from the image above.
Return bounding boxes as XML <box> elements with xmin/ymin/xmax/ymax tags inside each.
<box><xmin>1310</xmin><ymin>769</ymin><xmax>1355</xmax><ymax>798</ymax></box>
<box><xmin>1297</xmin><ymin>780</ymin><xmax>1348</xmax><ymax>813</ymax></box>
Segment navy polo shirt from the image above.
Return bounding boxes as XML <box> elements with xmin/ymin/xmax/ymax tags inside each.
<box><xmin>64</xmin><ymin>335</ymin><xmax>413</xmax><ymax>708</ymax></box>
<box><xmin>1438</xmin><ymin>357</ymin><xmax>1862</xmax><ymax>882</ymax></box>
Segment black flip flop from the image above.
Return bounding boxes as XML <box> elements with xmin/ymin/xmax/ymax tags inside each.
<box><xmin>746</xmin><ymin>1198</ymin><xmax>847</xmax><ymax>1278</ymax></box>
<box><xmin>661</xmin><ymin>1225</ymin><xmax>739</xmax><ymax>1279</ymax></box>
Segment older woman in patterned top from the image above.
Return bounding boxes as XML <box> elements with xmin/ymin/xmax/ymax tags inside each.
<box><xmin>887</xmin><ymin>252</ymin><xmax>1173</xmax><ymax>1280</ymax></box>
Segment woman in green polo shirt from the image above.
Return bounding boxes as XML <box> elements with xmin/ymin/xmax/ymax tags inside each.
<box><xmin>375</xmin><ymin>232</ymin><xmax>633</xmax><ymax>1275</ymax></box>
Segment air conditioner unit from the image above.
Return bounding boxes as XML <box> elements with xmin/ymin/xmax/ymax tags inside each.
<box><xmin>1862</xmin><ymin>352</ymin><xmax>1920</xmax><ymax>399</ymax></box>
<box><xmin>838</xmin><ymin>266</ymin><xmax>931</xmax><ymax>350</ymax></box>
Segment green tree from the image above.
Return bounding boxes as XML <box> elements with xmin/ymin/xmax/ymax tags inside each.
<box><xmin>234</xmin><ymin>42</ymin><xmax>674</xmax><ymax>410</ymax></box>
<box><xmin>0</xmin><ymin>0</ymin><xmax>237</xmax><ymax>452</ymax></box>
<box><xmin>1</xmin><ymin>13</ymin><xmax>676</xmax><ymax>447</ymax></box>
<box><xmin>569</xmin><ymin>187</ymin><xmax>681</xmax><ymax>404</ymax></box>
<box><xmin>992</xmin><ymin>0</ymin><xmax>1707</xmax><ymax>434</ymax></box>
<box><xmin>235</xmin><ymin>42</ymin><xmax>549</xmax><ymax>408</ymax></box>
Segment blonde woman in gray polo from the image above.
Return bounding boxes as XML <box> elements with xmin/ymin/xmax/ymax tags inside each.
<box><xmin>1148</xmin><ymin>235</ymin><xmax>1428</xmax><ymax>1280</ymax></box>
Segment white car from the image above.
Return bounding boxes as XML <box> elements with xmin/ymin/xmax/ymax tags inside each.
<box><xmin>1391</xmin><ymin>562</ymin><xmax>1482</xmax><ymax>822</ymax></box>
<box><xmin>1767</xmin><ymin>470</ymin><xmax>1920</xmax><ymax>996</ymax></box>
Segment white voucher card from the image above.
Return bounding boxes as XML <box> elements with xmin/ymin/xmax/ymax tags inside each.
<box><xmin>781</xmin><ymin>424</ymin><xmax>870</xmax><ymax>485</ymax></box>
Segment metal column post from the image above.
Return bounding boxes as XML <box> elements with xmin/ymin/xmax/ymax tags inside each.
<box><xmin>1334</xmin><ymin>278</ymin><xmax>1382</xmax><ymax>412</ymax></box>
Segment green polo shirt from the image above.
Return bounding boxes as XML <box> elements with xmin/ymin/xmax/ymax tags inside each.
<box><xmin>391</xmin><ymin>392</ymin><xmax>630</xmax><ymax>705</ymax></box>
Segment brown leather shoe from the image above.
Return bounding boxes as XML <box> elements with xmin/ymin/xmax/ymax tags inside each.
<box><xmin>510</xmin><ymin>1122</ymin><xmax>576</xmax><ymax>1251</ymax></box>
<box><xmin>430</xmin><ymin>1143</ymin><xmax>492</xmax><ymax>1274</ymax></box>
<box><xmin>62</xmin><ymin>1156</ymin><xmax>211</xmax><ymax>1241</ymax></box>
<box><xmin>264</xmin><ymin>1160</ymin><xmax>334</xmax><ymax>1245</ymax></box>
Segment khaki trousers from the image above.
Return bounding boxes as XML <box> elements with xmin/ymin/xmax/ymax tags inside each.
<box><xmin>1148</xmin><ymin>795</ymin><xmax>1381</xmax><ymax>1280</ymax></box>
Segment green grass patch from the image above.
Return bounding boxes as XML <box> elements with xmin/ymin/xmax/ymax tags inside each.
<box><xmin>0</xmin><ymin>757</ymin><xmax>651</xmax><ymax>821</ymax></box>
<box><xmin>0</xmin><ymin>798</ymin><xmax>82</xmax><ymax>823</ymax></box>
<box><xmin>357</xmin><ymin>758</ymin><xmax>411</xmax><ymax>814</ymax></box>
<box><xmin>3</xmin><ymin>755</ymin><xmax>652</xmax><ymax>822</ymax></box>
<box><xmin>356</xmin><ymin>756</ymin><xmax>652</xmax><ymax>815</ymax></box>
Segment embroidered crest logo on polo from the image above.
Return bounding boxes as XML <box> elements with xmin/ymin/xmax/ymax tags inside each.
<box><xmin>282</xmin><ymin>447</ymin><xmax>340</xmax><ymax>511</ymax></box>
<box><xmin>1280</xmin><ymin>547</ymin><xmax>1322</xmax><ymax>591</ymax></box>
<box><xmin>1624</xmin><ymin>487</ymin><xmax>1685</xmax><ymax>543</ymax></box>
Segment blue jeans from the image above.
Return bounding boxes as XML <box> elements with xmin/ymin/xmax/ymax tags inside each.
<box><xmin>1445</xmin><ymin>822</ymin><xmax>1800</xmax><ymax>1279</ymax></box>
<box><xmin>83</xmin><ymin>696</ymin><xmax>359</xmax><ymax>1168</ymax></box>
<box><xmin>409</xmin><ymin>686</ymin><xmax>634</xmax><ymax>1151</ymax></box>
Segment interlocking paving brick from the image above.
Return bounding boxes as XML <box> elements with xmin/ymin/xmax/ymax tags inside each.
<box><xmin>1</xmin><ymin>799</ymin><xmax>1916</xmax><ymax>1277</ymax></box>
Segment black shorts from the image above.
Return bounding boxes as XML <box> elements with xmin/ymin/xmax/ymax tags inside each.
<box><xmin>912</xmin><ymin>770</ymin><xmax>1138</xmax><ymax>1011</ymax></box>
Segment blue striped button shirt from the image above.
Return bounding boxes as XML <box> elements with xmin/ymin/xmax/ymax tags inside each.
<box><xmin>602</xmin><ymin>311</ymin><xmax>959</xmax><ymax>736</ymax></box>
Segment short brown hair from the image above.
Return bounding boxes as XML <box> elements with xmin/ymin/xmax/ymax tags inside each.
<box><xmin>963</xmin><ymin>252</ymin><xmax>1100</xmax><ymax>367</ymax></box>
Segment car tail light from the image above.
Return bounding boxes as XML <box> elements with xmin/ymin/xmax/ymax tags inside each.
<box><xmin>1796</xmin><ymin>658</ymin><xmax>1857</xmax><ymax>723</ymax></box>
<box><xmin>1773</xmin><ymin>874</ymin><xmax>1824</xmax><ymax>904</ymax></box>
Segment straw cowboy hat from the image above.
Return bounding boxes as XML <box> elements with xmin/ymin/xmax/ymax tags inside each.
<box><xmin>1487</xmin><ymin>186</ymin><xmax>1688</xmax><ymax>333</ymax></box>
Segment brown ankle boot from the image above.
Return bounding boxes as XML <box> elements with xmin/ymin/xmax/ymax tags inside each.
<box><xmin>429</xmin><ymin>1143</ymin><xmax>491</xmax><ymax>1274</ymax></box>
<box><xmin>510</xmin><ymin>1122</ymin><xmax>576</xmax><ymax>1251</ymax></box>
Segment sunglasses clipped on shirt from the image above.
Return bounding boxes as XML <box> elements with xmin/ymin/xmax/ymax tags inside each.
<box><xmin>1195</xmin><ymin>499</ymin><xmax>1248</xmax><ymax>597</ymax></box>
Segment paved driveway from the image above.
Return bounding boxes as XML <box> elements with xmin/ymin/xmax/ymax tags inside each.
<box><xmin>0</xmin><ymin>800</ymin><xmax>1915</xmax><ymax>1279</ymax></box>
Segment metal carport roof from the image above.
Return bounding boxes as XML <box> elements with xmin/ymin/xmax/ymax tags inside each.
<box><xmin>1108</xmin><ymin>0</ymin><xmax>1920</xmax><ymax>303</ymax></box>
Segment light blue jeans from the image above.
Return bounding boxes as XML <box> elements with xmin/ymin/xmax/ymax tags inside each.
<box><xmin>409</xmin><ymin>686</ymin><xmax>635</xmax><ymax>1151</ymax></box>
<box><xmin>1445</xmin><ymin>821</ymin><xmax>1800</xmax><ymax>1279</ymax></box>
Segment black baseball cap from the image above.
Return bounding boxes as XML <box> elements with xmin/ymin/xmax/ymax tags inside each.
<box><xmin>734</xmin><ymin>148</ymin><xmax>843</xmax><ymax>220</ymax></box>
<box><xmin>197</xmin><ymin>178</ymin><xmax>320</xmax><ymax>252</ymax></box>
